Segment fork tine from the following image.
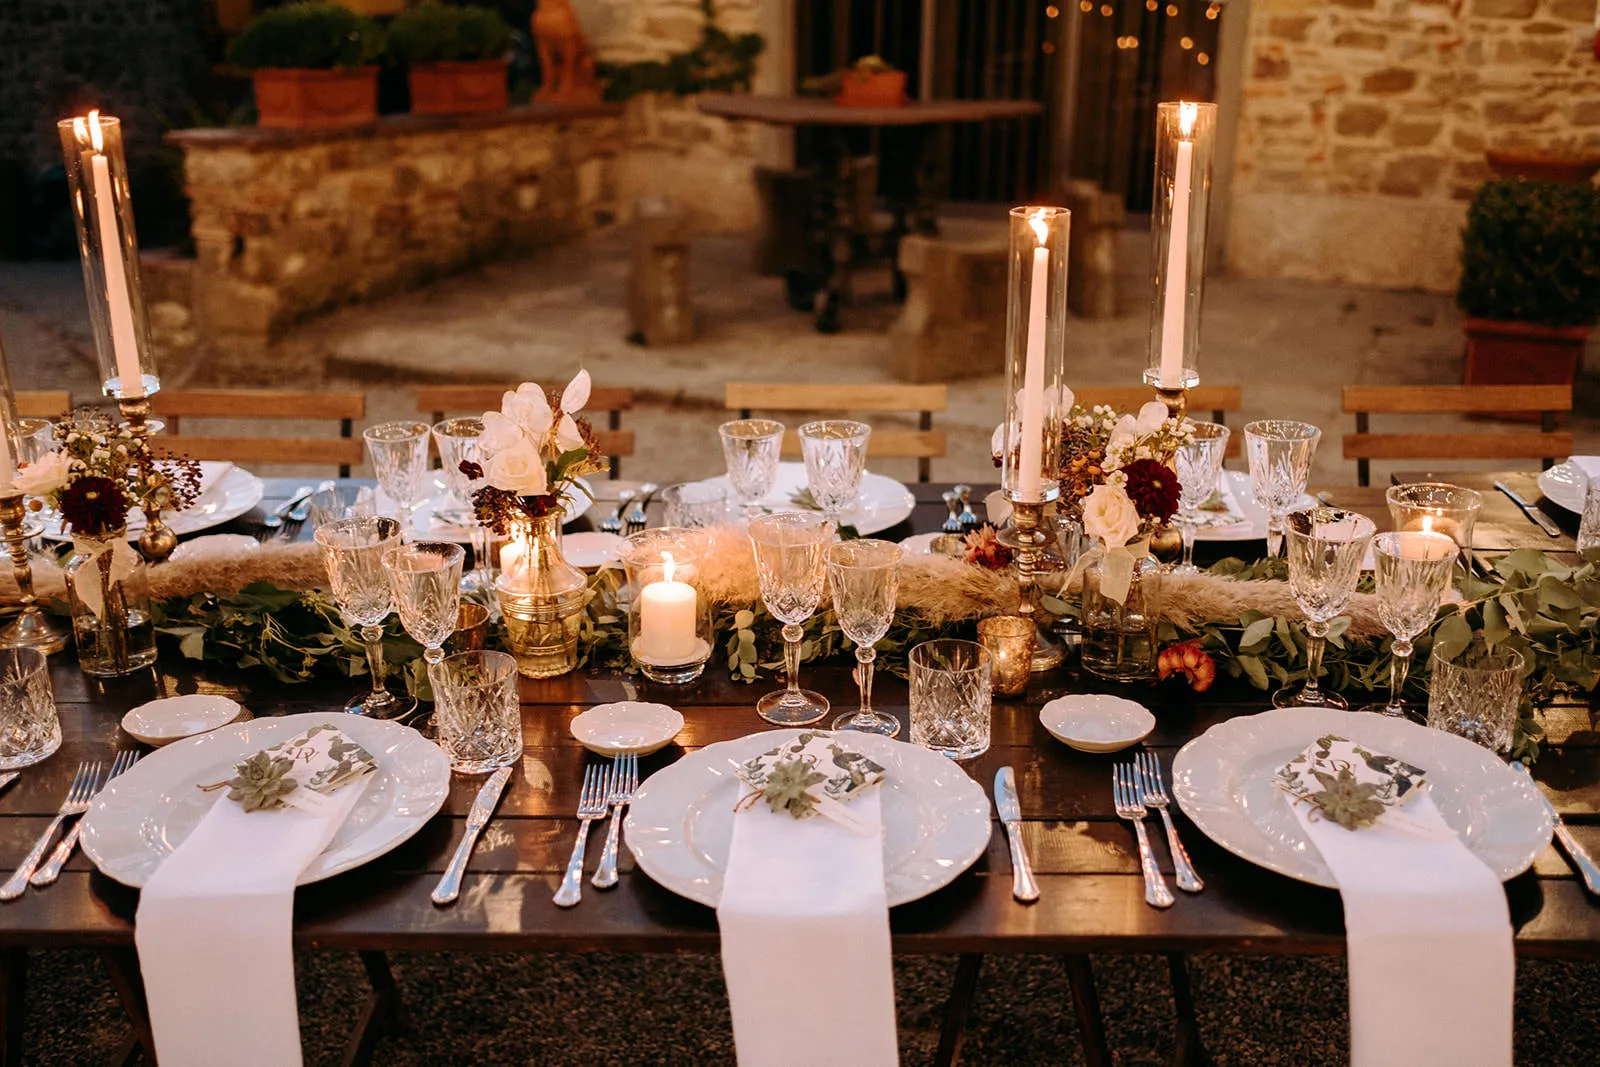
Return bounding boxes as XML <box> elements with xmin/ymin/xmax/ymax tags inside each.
<box><xmin>627</xmin><ymin>752</ymin><xmax>639</xmax><ymax>792</ymax></box>
<box><xmin>1111</xmin><ymin>764</ymin><xmax>1123</xmax><ymax>809</ymax></box>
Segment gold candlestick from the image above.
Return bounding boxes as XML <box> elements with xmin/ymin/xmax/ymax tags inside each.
<box><xmin>117</xmin><ymin>397</ymin><xmax>176</xmax><ymax>563</ymax></box>
<box><xmin>1149</xmin><ymin>384</ymin><xmax>1190</xmax><ymax>565</ymax></box>
<box><xmin>1003</xmin><ymin>496</ymin><xmax>1065</xmax><ymax>673</ymax></box>
<box><xmin>0</xmin><ymin>495</ymin><xmax>68</xmax><ymax>655</ymax></box>
<box><xmin>1155</xmin><ymin>384</ymin><xmax>1187</xmax><ymax>423</ymax></box>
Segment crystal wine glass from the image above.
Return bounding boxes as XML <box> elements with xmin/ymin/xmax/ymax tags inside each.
<box><xmin>432</xmin><ymin>417</ymin><xmax>494</xmax><ymax>594</ymax></box>
<box><xmin>799</xmin><ymin>419</ymin><xmax>871</xmax><ymax>527</ymax></box>
<box><xmin>315</xmin><ymin>516</ymin><xmax>415</xmax><ymax>719</ymax></box>
<box><xmin>1244</xmin><ymin>420</ymin><xmax>1321</xmax><ymax>558</ymax></box>
<box><xmin>1173</xmin><ymin>420</ymin><xmax>1230</xmax><ymax>573</ymax></box>
<box><xmin>719</xmin><ymin>419</ymin><xmax>785</xmax><ymax>515</ymax></box>
<box><xmin>364</xmin><ymin>421</ymin><xmax>431</xmax><ymax>533</ymax></box>
<box><xmin>383</xmin><ymin>541</ymin><xmax>466</xmax><ymax>677</ymax></box>
<box><xmin>749</xmin><ymin>512</ymin><xmax>833</xmax><ymax>725</ymax></box>
<box><xmin>309</xmin><ymin>484</ymin><xmax>377</xmax><ymax>531</ymax></box>
<box><xmin>1362</xmin><ymin>530</ymin><xmax>1456</xmax><ymax>719</ymax></box>
<box><xmin>1274</xmin><ymin>507</ymin><xmax>1375</xmax><ymax>709</ymax></box>
<box><xmin>826</xmin><ymin>538</ymin><xmax>901</xmax><ymax>736</ymax></box>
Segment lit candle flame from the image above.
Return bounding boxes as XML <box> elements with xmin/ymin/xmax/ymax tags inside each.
<box><xmin>1420</xmin><ymin>515</ymin><xmax>1433</xmax><ymax>534</ymax></box>
<box><xmin>662</xmin><ymin>550</ymin><xmax>676</xmax><ymax>582</ymax></box>
<box><xmin>1178</xmin><ymin>100</ymin><xmax>1198</xmax><ymax>139</ymax></box>
<box><xmin>1028</xmin><ymin>209</ymin><xmax>1049</xmax><ymax>246</ymax></box>
<box><xmin>72</xmin><ymin>110</ymin><xmax>106</xmax><ymax>152</ymax></box>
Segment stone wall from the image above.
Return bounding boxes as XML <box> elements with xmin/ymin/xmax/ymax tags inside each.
<box><xmin>1227</xmin><ymin>0</ymin><xmax>1600</xmax><ymax>292</ymax></box>
<box><xmin>617</xmin><ymin>93</ymin><xmax>765</xmax><ymax>232</ymax></box>
<box><xmin>575</xmin><ymin>0</ymin><xmax>763</xmax><ymax>65</ymax></box>
<box><xmin>166</xmin><ymin>104</ymin><xmax>620</xmax><ymax>357</ymax></box>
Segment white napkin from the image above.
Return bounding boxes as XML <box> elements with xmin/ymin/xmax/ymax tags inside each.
<box><xmin>1194</xmin><ymin>476</ymin><xmax>1249</xmax><ymax>531</ymax></box>
<box><xmin>195</xmin><ymin>460</ymin><xmax>235</xmax><ymax>497</ymax></box>
<box><xmin>1292</xmin><ymin>791</ymin><xmax>1513</xmax><ymax>1067</ymax></box>
<box><xmin>1568</xmin><ymin>456</ymin><xmax>1600</xmax><ymax>485</ymax></box>
<box><xmin>135</xmin><ymin>777</ymin><xmax>370</xmax><ymax>1067</ymax></box>
<box><xmin>718</xmin><ymin>789</ymin><xmax>898</xmax><ymax>1067</ymax></box>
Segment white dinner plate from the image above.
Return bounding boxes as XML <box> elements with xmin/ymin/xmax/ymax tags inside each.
<box><xmin>395</xmin><ymin>475</ymin><xmax>594</xmax><ymax>541</ymax></box>
<box><xmin>625</xmin><ymin>729</ymin><xmax>991</xmax><ymax>907</ymax></box>
<box><xmin>121</xmin><ymin>694</ymin><xmax>244</xmax><ymax>747</ymax></box>
<box><xmin>81</xmin><ymin>712</ymin><xmax>451</xmax><ymax>888</ymax></box>
<box><xmin>1172</xmin><ymin>707</ymin><xmax>1552</xmax><ymax>888</ymax></box>
<box><xmin>688</xmin><ymin>463</ymin><xmax>915</xmax><ymax>536</ymax></box>
<box><xmin>1537</xmin><ymin>461</ymin><xmax>1585</xmax><ymax>513</ymax></box>
<box><xmin>571</xmin><ymin>701</ymin><xmax>685</xmax><ymax>756</ymax></box>
<box><xmin>1193</xmin><ymin>470</ymin><xmax>1318</xmax><ymax>543</ymax></box>
<box><xmin>42</xmin><ymin>466</ymin><xmax>266</xmax><ymax>542</ymax></box>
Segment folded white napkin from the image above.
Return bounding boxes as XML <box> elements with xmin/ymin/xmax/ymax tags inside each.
<box><xmin>195</xmin><ymin>461</ymin><xmax>235</xmax><ymax>497</ymax></box>
<box><xmin>1292</xmin><ymin>791</ymin><xmax>1513</xmax><ymax>1067</ymax></box>
<box><xmin>718</xmin><ymin>789</ymin><xmax>898</xmax><ymax>1067</ymax></box>
<box><xmin>1194</xmin><ymin>477</ymin><xmax>1249</xmax><ymax>531</ymax></box>
<box><xmin>135</xmin><ymin>777</ymin><xmax>370</xmax><ymax>1067</ymax></box>
<box><xmin>1568</xmin><ymin>456</ymin><xmax>1600</xmax><ymax>485</ymax></box>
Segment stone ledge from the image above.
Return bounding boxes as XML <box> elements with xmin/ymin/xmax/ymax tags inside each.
<box><xmin>165</xmin><ymin>102</ymin><xmax>623</xmax><ymax>151</ymax></box>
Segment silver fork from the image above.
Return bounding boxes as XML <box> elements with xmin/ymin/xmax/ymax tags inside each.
<box><xmin>1113</xmin><ymin>761</ymin><xmax>1173</xmax><ymax>909</ymax></box>
<box><xmin>1</xmin><ymin>761</ymin><xmax>102</xmax><ymax>901</ymax></box>
<box><xmin>553</xmin><ymin>762</ymin><xmax>611</xmax><ymax>908</ymax></box>
<box><xmin>591</xmin><ymin>752</ymin><xmax>639</xmax><ymax>889</ymax></box>
<box><xmin>600</xmin><ymin>490</ymin><xmax>634</xmax><ymax>534</ymax></box>
<box><xmin>624</xmin><ymin>483</ymin><xmax>659</xmax><ymax>533</ymax></box>
<box><xmin>31</xmin><ymin>750</ymin><xmax>138</xmax><ymax>888</ymax></box>
<box><xmin>1137</xmin><ymin>750</ymin><xmax>1202</xmax><ymax>893</ymax></box>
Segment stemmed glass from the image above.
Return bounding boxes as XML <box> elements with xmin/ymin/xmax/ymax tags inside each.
<box><xmin>799</xmin><ymin>420</ymin><xmax>870</xmax><ymax>527</ymax></box>
<box><xmin>749</xmin><ymin>512</ymin><xmax>833</xmax><ymax>725</ymax></box>
<box><xmin>719</xmin><ymin>419</ymin><xmax>785</xmax><ymax>515</ymax></box>
<box><xmin>315</xmin><ymin>516</ymin><xmax>416</xmax><ymax>719</ymax></box>
<box><xmin>1173</xmin><ymin>420</ymin><xmax>1231</xmax><ymax>573</ymax></box>
<box><xmin>383</xmin><ymin>541</ymin><xmax>466</xmax><ymax>678</ymax></box>
<box><xmin>432</xmin><ymin>417</ymin><xmax>494</xmax><ymax>593</ymax></box>
<box><xmin>1244</xmin><ymin>420</ymin><xmax>1321</xmax><ymax>558</ymax></box>
<box><xmin>364</xmin><ymin>421</ymin><xmax>431</xmax><ymax>533</ymax></box>
<box><xmin>1274</xmin><ymin>507</ymin><xmax>1375</xmax><ymax>708</ymax></box>
<box><xmin>1362</xmin><ymin>530</ymin><xmax>1457</xmax><ymax>718</ymax></box>
<box><xmin>826</xmin><ymin>539</ymin><xmax>901</xmax><ymax>737</ymax></box>
<box><xmin>309</xmin><ymin>484</ymin><xmax>377</xmax><ymax>531</ymax></box>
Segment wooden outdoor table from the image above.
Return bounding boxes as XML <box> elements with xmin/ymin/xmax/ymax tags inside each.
<box><xmin>1</xmin><ymin>470</ymin><xmax>1593</xmax><ymax>1065</ymax></box>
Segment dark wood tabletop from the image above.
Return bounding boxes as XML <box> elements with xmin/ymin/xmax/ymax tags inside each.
<box><xmin>694</xmin><ymin>94</ymin><xmax>1043</xmax><ymax>128</ymax></box>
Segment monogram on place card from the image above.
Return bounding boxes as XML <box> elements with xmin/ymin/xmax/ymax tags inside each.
<box><xmin>1275</xmin><ymin>734</ymin><xmax>1428</xmax><ymax>832</ymax></box>
<box><xmin>207</xmin><ymin>723</ymin><xmax>377</xmax><ymax>814</ymax></box>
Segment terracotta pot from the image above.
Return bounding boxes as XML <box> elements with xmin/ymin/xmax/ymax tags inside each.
<box><xmin>835</xmin><ymin>70</ymin><xmax>908</xmax><ymax>108</ymax></box>
<box><xmin>1484</xmin><ymin>148</ymin><xmax>1600</xmax><ymax>184</ymax></box>
<box><xmin>408</xmin><ymin>59</ymin><xmax>510</xmax><ymax>115</ymax></box>
<box><xmin>252</xmin><ymin>68</ymin><xmax>379</xmax><ymax>129</ymax></box>
<box><xmin>1462</xmin><ymin>317</ymin><xmax>1591</xmax><ymax>388</ymax></box>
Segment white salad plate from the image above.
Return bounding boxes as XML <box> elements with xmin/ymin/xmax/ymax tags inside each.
<box><xmin>1537</xmin><ymin>461</ymin><xmax>1586</xmax><ymax>514</ymax></box>
<box><xmin>81</xmin><ymin>712</ymin><xmax>451</xmax><ymax>888</ymax></box>
<box><xmin>625</xmin><ymin>729</ymin><xmax>991</xmax><ymax>908</ymax></box>
<box><xmin>43</xmin><ymin>465</ymin><xmax>265</xmax><ymax>542</ymax></box>
<box><xmin>688</xmin><ymin>462</ymin><xmax>915</xmax><ymax>536</ymax></box>
<box><xmin>562</xmin><ymin>531</ymin><xmax>625</xmax><ymax>570</ymax></box>
<box><xmin>1192</xmin><ymin>470</ymin><xmax>1318</xmax><ymax>543</ymax></box>
<box><xmin>1039</xmin><ymin>695</ymin><xmax>1155</xmax><ymax>753</ymax></box>
<box><xmin>571</xmin><ymin>701</ymin><xmax>685</xmax><ymax>756</ymax></box>
<box><xmin>121</xmin><ymin>694</ymin><xmax>244</xmax><ymax>747</ymax></box>
<box><xmin>1172</xmin><ymin>707</ymin><xmax>1553</xmax><ymax>888</ymax></box>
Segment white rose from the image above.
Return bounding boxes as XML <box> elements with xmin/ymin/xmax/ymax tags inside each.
<box><xmin>14</xmin><ymin>451</ymin><xmax>70</xmax><ymax>497</ymax></box>
<box><xmin>1082</xmin><ymin>481</ymin><xmax>1141</xmax><ymax>549</ymax></box>
<box><xmin>479</xmin><ymin>410</ymin><xmax>527</xmax><ymax>454</ymax></box>
<box><xmin>484</xmin><ymin>439</ymin><xmax>549</xmax><ymax>496</ymax></box>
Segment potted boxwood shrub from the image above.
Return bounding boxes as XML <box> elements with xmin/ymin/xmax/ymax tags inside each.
<box><xmin>389</xmin><ymin>2</ymin><xmax>513</xmax><ymax>115</ymax></box>
<box><xmin>1458</xmin><ymin>179</ymin><xmax>1600</xmax><ymax>386</ymax></box>
<box><xmin>227</xmin><ymin>2</ymin><xmax>385</xmax><ymax>129</ymax></box>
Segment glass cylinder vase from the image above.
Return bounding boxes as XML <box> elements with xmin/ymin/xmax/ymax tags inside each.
<box><xmin>65</xmin><ymin>529</ymin><xmax>157</xmax><ymax>677</ymax></box>
<box><xmin>621</xmin><ymin>528</ymin><xmax>712</xmax><ymax>684</ymax></box>
<box><xmin>495</xmin><ymin>512</ymin><xmax>587</xmax><ymax>678</ymax></box>
<box><xmin>1080</xmin><ymin>555</ymin><xmax>1162</xmax><ymax>682</ymax></box>
<box><xmin>1144</xmin><ymin>100</ymin><xmax>1218</xmax><ymax>393</ymax></box>
<box><xmin>58</xmin><ymin>112</ymin><xmax>159</xmax><ymax>400</ymax></box>
<box><xmin>1000</xmin><ymin>205</ymin><xmax>1070</xmax><ymax>506</ymax></box>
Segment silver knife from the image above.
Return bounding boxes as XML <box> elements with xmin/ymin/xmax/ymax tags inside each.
<box><xmin>1494</xmin><ymin>481</ymin><xmax>1562</xmax><ymax>538</ymax></box>
<box><xmin>1513</xmin><ymin>761</ymin><xmax>1600</xmax><ymax>896</ymax></box>
<box><xmin>0</xmin><ymin>773</ymin><xmax>18</xmax><ymax>794</ymax></box>
<box><xmin>431</xmin><ymin>765</ymin><xmax>512</xmax><ymax>906</ymax></box>
<box><xmin>994</xmin><ymin>767</ymin><xmax>1039</xmax><ymax>903</ymax></box>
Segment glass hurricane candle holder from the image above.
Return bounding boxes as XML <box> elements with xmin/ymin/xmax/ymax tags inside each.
<box><xmin>1144</xmin><ymin>101</ymin><xmax>1218</xmax><ymax>396</ymax></box>
<box><xmin>1000</xmin><ymin>206</ymin><xmax>1069</xmax><ymax>506</ymax></box>
<box><xmin>58</xmin><ymin>112</ymin><xmax>158</xmax><ymax>400</ymax></box>
<box><xmin>621</xmin><ymin>528</ymin><xmax>711</xmax><ymax>684</ymax></box>
<box><xmin>1386</xmin><ymin>483</ymin><xmax>1483</xmax><ymax>556</ymax></box>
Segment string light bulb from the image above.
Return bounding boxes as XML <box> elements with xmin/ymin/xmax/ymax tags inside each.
<box><xmin>1180</xmin><ymin>35</ymin><xmax>1194</xmax><ymax>48</ymax></box>
<box><xmin>1197</xmin><ymin>51</ymin><xmax>1210</xmax><ymax>63</ymax></box>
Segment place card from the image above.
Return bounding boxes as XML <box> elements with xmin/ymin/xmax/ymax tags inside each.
<box><xmin>733</xmin><ymin>732</ymin><xmax>885</xmax><ymax>833</ymax></box>
<box><xmin>203</xmin><ymin>722</ymin><xmax>377</xmax><ymax>815</ymax></box>
<box><xmin>1275</xmin><ymin>734</ymin><xmax>1449</xmax><ymax>837</ymax></box>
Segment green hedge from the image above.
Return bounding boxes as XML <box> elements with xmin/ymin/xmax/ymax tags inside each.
<box><xmin>1457</xmin><ymin>179</ymin><xmax>1600</xmax><ymax>328</ymax></box>
<box><xmin>388</xmin><ymin>2</ymin><xmax>513</xmax><ymax>65</ymax></box>
<box><xmin>227</xmin><ymin>2</ymin><xmax>385</xmax><ymax>71</ymax></box>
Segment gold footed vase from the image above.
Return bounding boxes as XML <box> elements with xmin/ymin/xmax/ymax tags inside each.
<box><xmin>495</xmin><ymin>513</ymin><xmax>587</xmax><ymax>678</ymax></box>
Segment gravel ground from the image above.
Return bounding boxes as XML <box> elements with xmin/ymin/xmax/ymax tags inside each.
<box><xmin>18</xmin><ymin>947</ymin><xmax>1600</xmax><ymax>1064</ymax></box>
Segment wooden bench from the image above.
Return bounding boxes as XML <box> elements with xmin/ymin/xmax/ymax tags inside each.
<box><xmin>149</xmin><ymin>389</ymin><xmax>366</xmax><ymax>477</ymax></box>
<box><xmin>1342</xmin><ymin>384</ymin><xmax>1573</xmax><ymax>486</ymax></box>
<box><xmin>414</xmin><ymin>384</ymin><xmax>634</xmax><ymax>480</ymax></box>
<box><xmin>1073</xmin><ymin>385</ymin><xmax>1244</xmax><ymax>458</ymax></box>
<box><xmin>725</xmin><ymin>382</ymin><xmax>947</xmax><ymax>483</ymax></box>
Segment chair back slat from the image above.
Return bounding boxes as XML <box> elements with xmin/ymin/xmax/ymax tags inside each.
<box><xmin>15</xmin><ymin>391</ymin><xmax>71</xmax><ymax>419</ymax></box>
<box><xmin>777</xmin><ymin>428</ymin><xmax>945</xmax><ymax>460</ymax></box>
<box><xmin>1343</xmin><ymin>432</ymin><xmax>1574</xmax><ymax>462</ymax></box>
<box><xmin>1342</xmin><ymin>384</ymin><xmax>1573</xmax><ymax>486</ymax></box>
<box><xmin>1342</xmin><ymin>384</ymin><xmax>1571</xmax><ymax>416</ymax></box>
<box><xmin>152</xmin><ymin>389</ymin><xmax>365</xmax><ymax>421</ymax></box>
<box><xmin>149</xmin><ymin>389</ymin><xmax>366</xmax><ymax>477</ymax></box>
<box><xmin>151</xmin><ymin>436</ymin><xmax>367</xmax><ymax>468</ymax></box>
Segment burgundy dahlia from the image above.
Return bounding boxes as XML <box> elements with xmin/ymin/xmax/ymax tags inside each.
<box><xmin>58</xmin><ymin>476</ymin><xmax>130</xmax><ymax>538</ymax></box>
<box><xmin>1120</xmin><ymin>459</ymin><xmax>1180</xmax><ymax>523</ymax></box>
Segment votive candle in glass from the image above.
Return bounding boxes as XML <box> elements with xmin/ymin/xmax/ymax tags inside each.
<box><xmin>622</xmin><ymin>528</ymin><xmax>711</xmax><ymax>684</ymax></box>
<box><xmin>1386</xmin><ymin>483</ymin><xmax>1483</xmax><ymax>551</ymax></box>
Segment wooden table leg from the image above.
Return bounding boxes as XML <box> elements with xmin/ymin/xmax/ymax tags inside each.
<box><xmin>341</xmin><ymin>950</ymin><xmax>407</xmax><ymax>1067</ymax></box>
<box><xmin>933</xmin><ymin>953</ymin><xmax>984</xmax><ymax>1067</ymax></box>
<box><xmin>1063</xmin><ymin>954</ymin><xmax>1113</xmax><ymax>1067</ymax></box>
<box><xmin>0</xmin><ymin>948</ymin><xmax>24</xmax><ymax>1067</ymax></box>
<box><xmin>1167</xmin><ymin>953</ymin><xmax>1210</xmax><ymax>1067</ymax></box>
<box><xmin>100</xmin><ymin>947</ymin><xmax>154</xmax><ymax>1066</ymax></box>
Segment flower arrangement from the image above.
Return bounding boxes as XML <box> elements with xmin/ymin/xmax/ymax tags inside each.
<box><xmin>18</xmin><ymin>410</ymin><xmax>201</xmax><ymax>538</ymax></box>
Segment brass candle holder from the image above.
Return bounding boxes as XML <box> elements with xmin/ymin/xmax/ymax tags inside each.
<box><xmin>1155</xmin><ymin>384</ymin><xmax>1187</xmax><ymax>423</ymax></box>
<box><xmin>118</xmin><ymin>397</ymin><xmax>176</xmax><ymax>563</ymax></box>
<box><xmin>0</xmin><ymin>494</ymin><xmax>68</xmax><ymax>655</ymax></box>
<box><xmin>1003</xmin><ymin>495</ymin><xmax>1065</xmax><ymax>672</ymax></box>
<box><xmin>1147</xmin><ymin>383</ymin><xmax>1190</xmax><ymax>566</ymax></box>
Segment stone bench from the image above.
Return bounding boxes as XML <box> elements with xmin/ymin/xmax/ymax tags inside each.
<box><xmin>889</xmin><ymin>231</ymin><xmax>1007</xmax><ymax>383</ymax></box>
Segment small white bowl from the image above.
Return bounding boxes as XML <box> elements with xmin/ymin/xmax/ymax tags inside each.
<box><xmin>1039</xmin><ymin>694</ymin><xmax>1156</xmax><ymax>754</ymax></box>
<box><xmin>563</xmin><ymin>531</ymin><xmax>625</xmax><ymax>570</ymax></box>
<box><xmin>122</xmin><ymin>694</ymin><xmax>245</xmax><ymax>747</ymax></box>
<box><xmin>571</xmin><ymin>701</ymin><xmax>684</xmax><ymax>756</ymax></box>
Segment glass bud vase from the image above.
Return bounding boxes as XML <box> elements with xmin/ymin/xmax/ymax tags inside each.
<box><xmin>65</xmin><ymin>529</ymin><xmax>157</xmax><ymax>678</ymax></box>
<box><xmin>495</xmin><ymin>513</ymin><xmax>587</xmax><ymax>679</ymax></box>
<box><xmin>1080</xmin><ymin>554</ymin><xmax>1162</xmax><ymax>682</ymax></box>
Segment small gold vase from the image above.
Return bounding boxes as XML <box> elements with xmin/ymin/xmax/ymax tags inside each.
<box><xmin>494</xmin><ymin>513</ymin><xmax>587</xmax><ymax>679</ymax></box>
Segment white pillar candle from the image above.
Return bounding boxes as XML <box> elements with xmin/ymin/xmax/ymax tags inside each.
<box><xmin>638</xmin><ymin>552</ymin><xmax>698</xmax><ymax>663</ymax></box>
<box><xmin>1158</xmin><ymin>104</ymin><xmax>1197</xmax><ymax>389</ymax></box>
<box><xmin>1017</xmin><ymin>213</ymin><xmax>1050</xmax><ymax>501</ymax></box>
<box><xmin>82</xmin><ymin>113</ymin><xmax>144</xmax><ymax>398</ymax></box>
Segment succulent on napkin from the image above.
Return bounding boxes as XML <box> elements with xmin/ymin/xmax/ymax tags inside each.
<box><xmin>204</xmin><ymin>723</ymin><xmax>377</xmax><ymax>814</ymax></box>
<box><xmin>1275</xmin><ymin>734</ymin><xmax>1427</xmax><ymax>831</ymax></box>
<box><xmin>736</xmin><ymin>732</ymin><xmax>885</xmax><ymax>821</ymax></box>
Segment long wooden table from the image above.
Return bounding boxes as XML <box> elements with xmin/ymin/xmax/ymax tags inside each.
<box><xmin>1</xmin><ymin>471</ymin><xmax>1594</xmax><ymax>1064</ymax></box>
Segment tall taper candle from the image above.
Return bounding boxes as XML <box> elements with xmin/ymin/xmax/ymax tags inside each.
<box><xmin>1158</xmin><ymin>103</ymin><xmax>1197</xmax><ymax>389</ymax></box>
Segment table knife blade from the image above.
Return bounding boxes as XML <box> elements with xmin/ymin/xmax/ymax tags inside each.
<box><xmin>994</xmin><ymin>767</ymin><xmax>1039</xmax><ymax>903</ymax></box>
<box><xmin>1515</xmin><ymin>761</ymin><xmax>1600</xmax><ymax>896</ymax></box>
<box><xmin>432</xmin><ymin>765</ymin><xmax>512</xmax><ymax>906</ymax></box>
<box><xmin>1494</xmin><ymin>481</ymin><xmax>1562</xmax><ymax>538</ymax></box>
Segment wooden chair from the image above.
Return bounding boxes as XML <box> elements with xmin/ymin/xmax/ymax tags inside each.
<box><xmin>1342</xmin><ymin>384</ymin><xmax>1573</xmax><ymax>486</ymax></box>
<box><xmin>14</xmin><ymin>391</ymin><xmax>71</xmax><ymax>419</ymax></box>
<box><xmin>414</xmin><ymin>384</ymin><xmax>635</xmax><ymax>479</ymax></box>
<box><xmin>149</xmin><ymin>389</ymin><xmax>367</xmax><ymax>477</ymax></box>
<box><xmin>1073</xmin><ymin>385</ymin><xmax>1244</xmax><ymax>458</ymax></box>
<box><xmin>725</xmin><ymin>382</ymin><xmax>947</xmax><ymax>482</ymax></box>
